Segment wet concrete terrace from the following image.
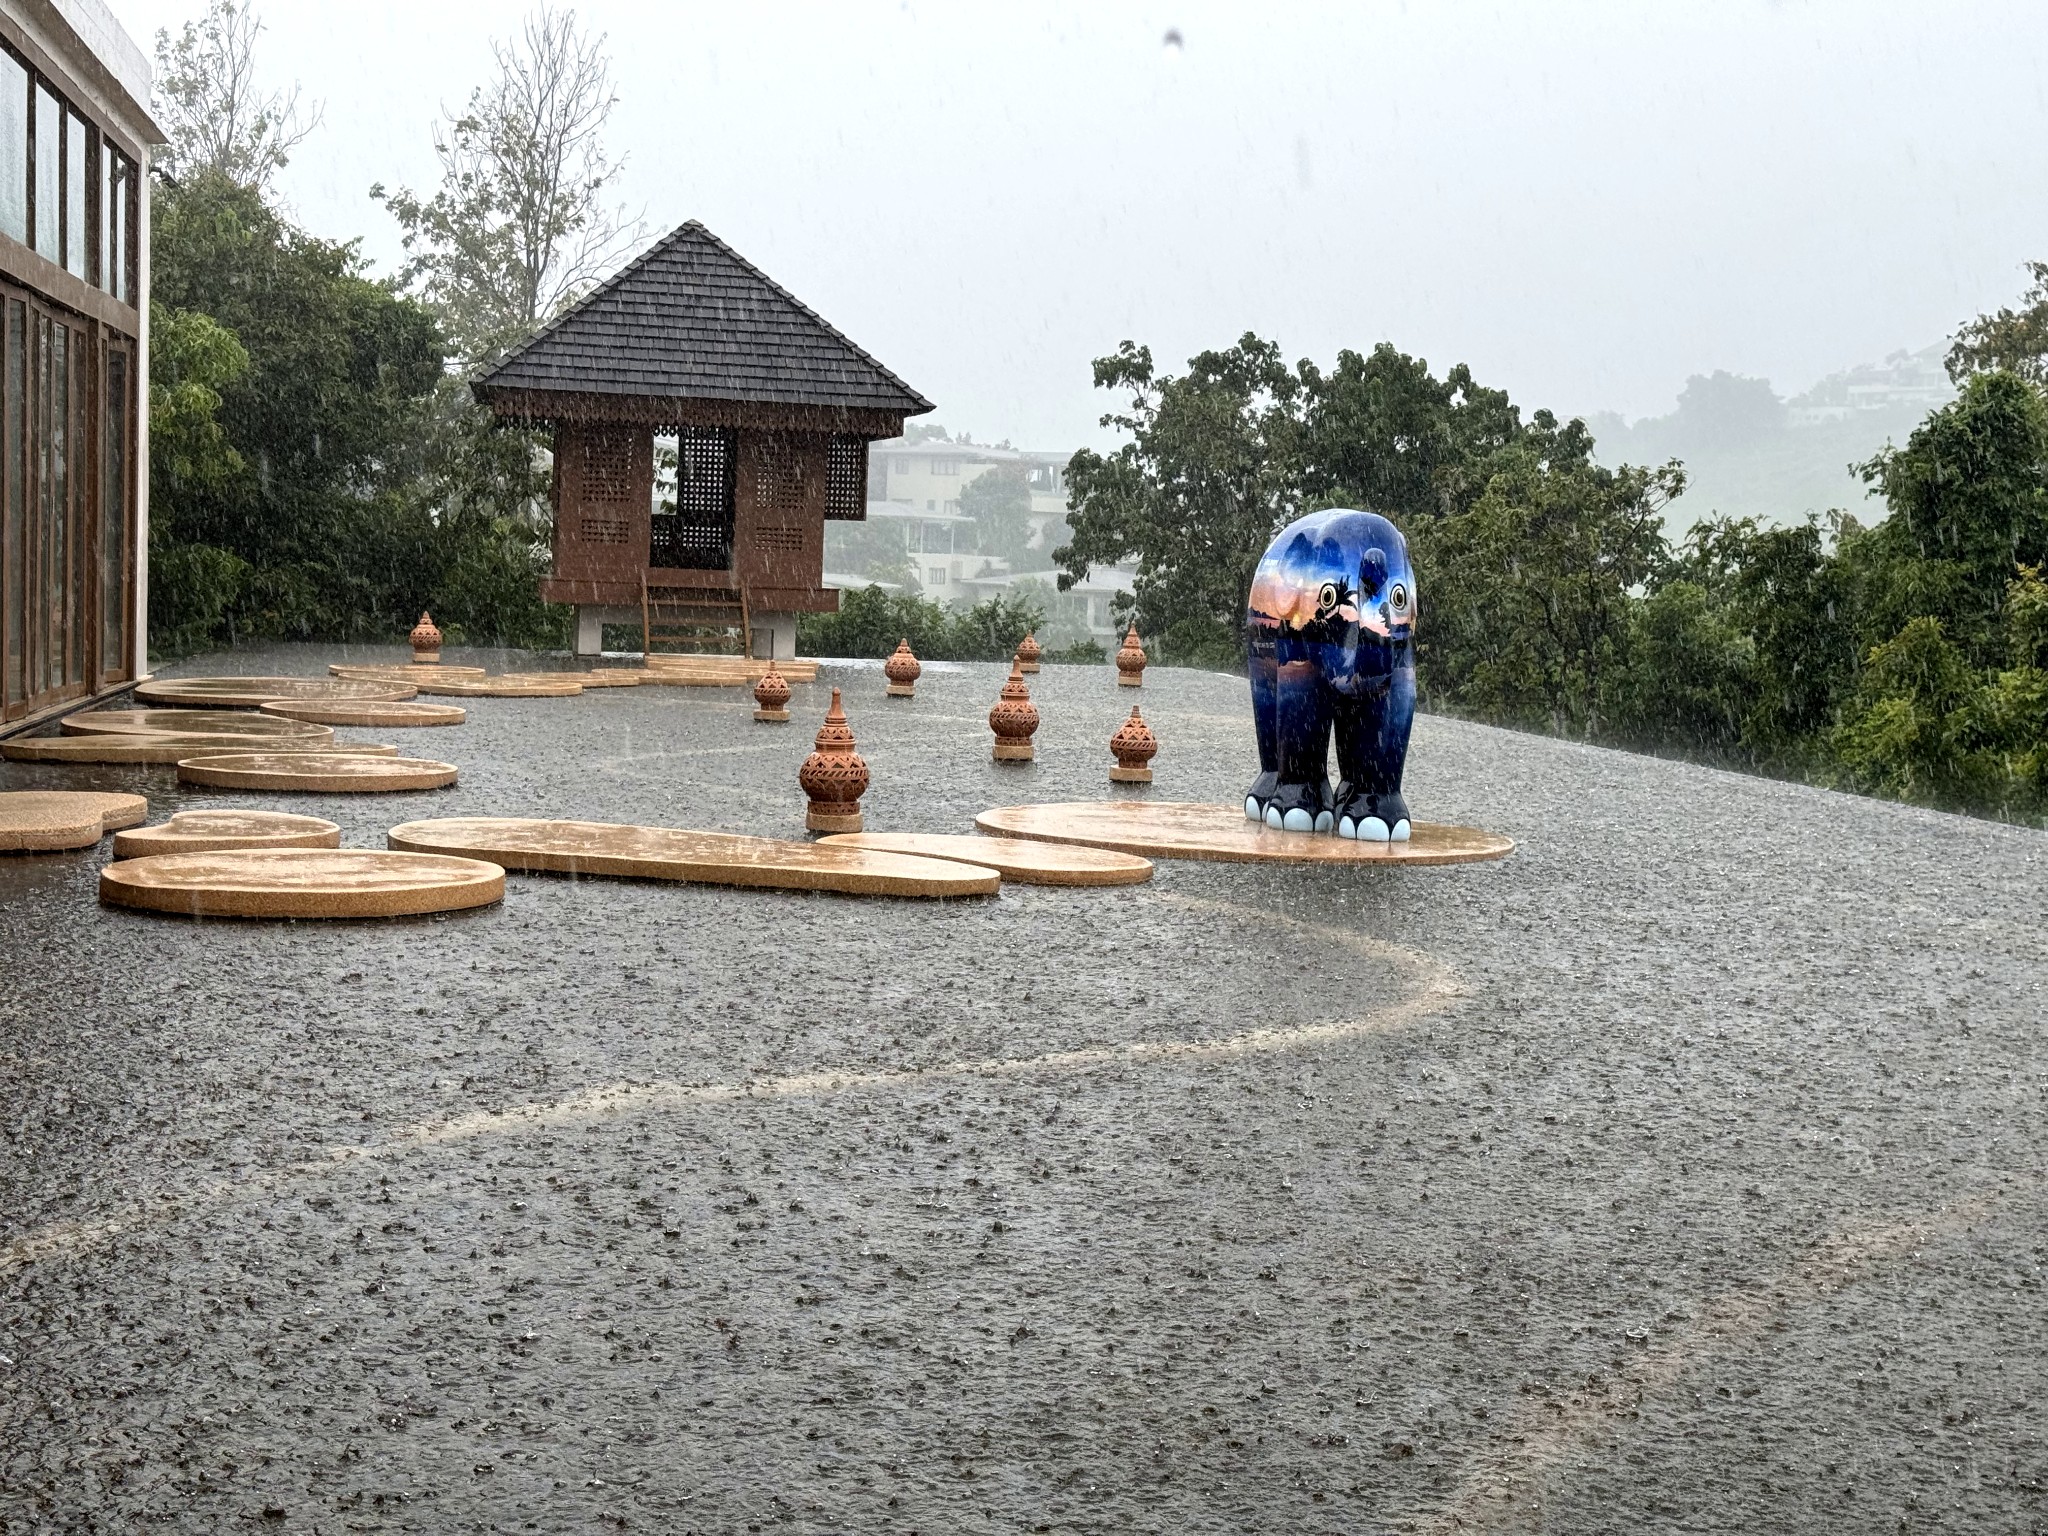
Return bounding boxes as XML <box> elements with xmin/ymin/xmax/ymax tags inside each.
<box><xmin>1</xmin><ymin>644</ymin><xmax>2044</xmax><ymax>1533</ymax></box>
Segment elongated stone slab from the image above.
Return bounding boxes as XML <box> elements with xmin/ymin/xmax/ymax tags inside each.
<box><xmin>100</xmin><ymin>848</ymin><xmax>504</xmax><ymax>919</ymax></box>
<box><xmin>329</xmin><ymin>663</ymin><xmax>487</xmax><ymax>681</ymax></box>
<box><xmin>0</xmin><ymin>790</ymin><xmax>148</xmax><ymax>851</ymax></box>
<box><xmin>4</xmin><ymin>736</ymin><xmax>398</xmax><ymax>764</ymax></box>
<box><xmin>407</xmin><ymin>676</ymin><xmax>584</xmax><ymax>697</ymax></box>
<box><xmin>974</xmin><ymin>801</ymin><xmax>1515</xmax><ymax>866</ymax></box>
<box><xmin>387</xmin><ymin>817</ymin><xmax>999</xmax><ymax>899</ymax></box>
<box><xmin>819</xmin><ymin>832</ymin><xmax>1154</xmax><ymax>887</ymax></box>
<box><xmin>260</xmin><ymin>699</ymin><xmax>466</xmax><ymax>727</ymax></box>
<box><xmin>112</xmin><ymin>810</ymin><xmax>342</xmax><ymax>858</ymax></box>
<box><xmin>61</xmin><ymin>708</ymin><xmax>331</xmax><ymax>741</ymax></box>
<box><xmin>568</xmin><ymin>671</ymin><xmax>644</xmax><ymax>688</ymax></box>
<box><xmin>136</xmin><ymin>676</ymin><xmax>417</xmax><ymax>707</ymax></box>
<box><xmin>178</xmin><ymin>753</ymin><xmax>457</xmax><ymax>792</ymax></box>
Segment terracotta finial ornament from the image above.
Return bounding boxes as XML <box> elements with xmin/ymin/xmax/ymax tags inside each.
<box><xmin>409</xmin><ymin>611</ymin><xmax>443</xmax><ymax>664</ymax></box>
<box><xmin>753</xmin><ymin>657</ymin><xmax>792</xmax><ymax>722</ymax></box>
<box><xmin>884</xmin><ymin>637</ymin><xmax>922</xmax><ymax>698</ymax></box>
<box><xmin>1115</xmin><ymin>622</ymin><xmax>1147</xmax><ymax>687</ymax></box>
<box><xmin>1109</xmin><ymin>704</ymin><xmax>1158</xmax><ymax>784</ymax></box>
<box><xmin>1015</xmin><ymin>630</ymin><xmax>1043</xmax><ymax>674</ymax></box>
<box><xmin>988</xmin><ymin>660</ymin><xmax>1040</xmax><ymax>762</ymax></box>
<box><xmin>799</xmin><ymin>688</ymin><xmax>870</xmax><ymax>832</ymax></box>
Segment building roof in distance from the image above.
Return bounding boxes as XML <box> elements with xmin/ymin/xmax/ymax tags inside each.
<box><xmin>474</xmin><ymin>221</ymin><xmax>933</xmax><ymax>418</ymax></box>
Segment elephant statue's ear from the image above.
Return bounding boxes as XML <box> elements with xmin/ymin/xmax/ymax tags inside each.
<box><xmin>1359</xmin><ymin>548</ymin><xmax>1389</xmax><ymax>597</ymax></box>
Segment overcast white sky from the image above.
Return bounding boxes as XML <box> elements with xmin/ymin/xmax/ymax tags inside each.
<box><xmin>105</xmin><ymin>0</ymin><xmax>2048</xmax><ymax>450</ymax></box>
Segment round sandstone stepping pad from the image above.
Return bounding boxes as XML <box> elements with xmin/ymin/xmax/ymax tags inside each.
<box><xmin>387</xmin><ymin>817</ymin><xmax>999</xmax><ymax>900</ymax></box>
<box><xmin>112</xmin><ymin>810</ymin><xmax>342</xmax><ymax>858</ymax></box>
<box><xmin>329</xmin><ymin>663</ymin><xmax>487</xmax><ymax>681</ymax></box>
<box><xmin>819</xmin><ymin>832</ymin><xmax>1154</xmax><ymax>887</ymax></box>
<box><xmin>99</xmin><ymin>848</ymin><xmax>504</xmax><ymax>919</ymax></box>
<box><xmin>0</xmin><ymin>790</ymin><xmax>149</xmax><ymax>851</ymax></box>
<box><xmin>5</xmin><ymin>736</ymin><xmax>398</xmax><ymax>765</ymax></box>
<box><xmin>974</xmin><ymin>801</ymin><xmax>1515</xmax><ymax>867</ymax></box>
<box><xmin>407</xmin><ymin>676</ymin><xmax>584</xmax><ymax>697</ymax></box>
<box><xmin>177</xmin><ymin>753</ymin><xmax>458</xmax><ymax>792</ymax></box>
<box><xmin>135</xmin><ymin>676</ymin><xmax>417</xmax><ymax>707</ymax></box>
<box><xmin>61</xmin><ymin>708</ymin><xmax>332</xmax><ymax>741</ymax></box>
<box><xmin>260</xmin><ymin>699</ymin><xmax>466</xmax><ymax>728</ymax></box>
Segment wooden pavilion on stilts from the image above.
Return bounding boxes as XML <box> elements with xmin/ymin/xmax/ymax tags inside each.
<box><xmin>472</xmin><ymin>221</ymin><xmax>932</xmax><ymax>661</ymax></box>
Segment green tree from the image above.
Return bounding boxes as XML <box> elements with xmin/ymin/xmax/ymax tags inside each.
<box><xmin>148</xmin><ymin>303</ymin><xmax>247</xmax><ymax>495</ymax></box>
<box><xmin>797</xmin><ymin>589</ymin><xmax>1041</xmax><ymax>661</ymax></box>
<box><xmin>960</xmin><ymin>464</ymin><xmax>1034</xmax><ymax>565</ymax></box>
<box><xmin>1057</xmin><ymin>335</ymin><xmax>1308</xmax><ymax>665</ymax></box>
<box><xmin>1415</xmin><ymin>432</ymin><xmax>1681</xmax><ymax>734</ymax></box>
<box><xmin>372</xmin><ymin>6</ymin><xmax>643</xmax><ymax>368</ymax></box>
<box><xmin>1831</xmin><ymin>617</ymin><xmax>1990</xmax><ymax>805</ymax></box>
<box><xmin>1602</xmin><ymin>578</ymin><xmax>1751</xmax><ymax>756</ymax></box>
<box><xmin>1681</xmin><ymin>514</ymin><xmax>1862</xmax><ymax>761</ymax></box>
<box><xmin>1670</xmin><ymin>371</ymin><xmax>1785</xmax><ymax>449</ymax></box>
<box><xmin>1854</xmin><ymin>370</ymin><xmax>2048</xmax><ymax>663</ymax></box>
<box><xmin>1947</xmin><ymin>262</ymin><xmax>2048</xmax><ymax>384</ymax></box>
<box><xmin>1298</xmin><ymin>342</ymin><xmax>1524</xmax><ymax>522</ymax></box>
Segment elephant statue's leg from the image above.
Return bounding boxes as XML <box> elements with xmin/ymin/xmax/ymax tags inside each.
<box><xmin>1333</xmin><ymin>658</ymin><xmax>1417</xmax><ymax>842</ymax></box>
<box><xmin>1264</xmin><ymin>652</ymin><xmax>1334</xmax><ymax>833</ymax></box>
<box><xmin>1244</xmin><ymin>623</ymin><xmax>1280</xmax><ymax>820</ymax></box>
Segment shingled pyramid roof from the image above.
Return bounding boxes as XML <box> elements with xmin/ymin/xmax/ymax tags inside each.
<box><xmin>473</xmin><ymin>221</ymin><xmax>933</xmax><ymax>416</ymax></box>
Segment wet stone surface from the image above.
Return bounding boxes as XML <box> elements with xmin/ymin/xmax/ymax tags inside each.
<box><xmin>1</xmin><ymin>642</ymin><xmax>2045</xmax><ymax>1533</ymax></box>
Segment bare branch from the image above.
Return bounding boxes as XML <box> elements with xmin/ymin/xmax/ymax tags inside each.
<box><xmin>374</xmin><ymin>5</ymin><xmax>646</xmax><ymax>370</ymax></box>
<box><xmin>153</xmin><ymin>0</ymin><xmax>322</xmax><ymax>192</ymax></box>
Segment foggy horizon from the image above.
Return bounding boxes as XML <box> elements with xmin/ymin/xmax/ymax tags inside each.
<box><xmin>108</xmin><ymin>0</ymin><xmax>2048</xmax><ymax>452</ymax></box>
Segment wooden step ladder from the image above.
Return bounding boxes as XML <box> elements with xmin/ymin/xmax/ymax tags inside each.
<box><xmin>642</xmin><ymin>576</ymin><xmax>751</xmax><ymax>658</ymax></box>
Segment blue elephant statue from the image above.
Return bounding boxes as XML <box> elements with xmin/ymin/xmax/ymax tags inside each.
<box><xmin>1244</xmin><ymin>508</ymin><xmax>1417</xmax><ymax>840</ymax></box>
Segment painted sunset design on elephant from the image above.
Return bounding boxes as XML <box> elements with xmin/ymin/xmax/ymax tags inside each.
<box><xmin>1244</xmin><ymin>508</ymin><xmax>1418</xmax><ymax>841</ymax></box>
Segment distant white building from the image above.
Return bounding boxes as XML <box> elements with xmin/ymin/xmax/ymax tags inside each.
<box><xmin>870</xmin><ymin>437</ymin><xmax>1074</xmax><ymax>546</ymax></box>
<box><xmin>1787</xmin><ymin>345</ymin><xmax>1953</xmax><ymax>427</ymax></box>
<box><xmin>859</xmin><ymin>500</ymin><xmax>987</xmax><ymax>591</ymax></box>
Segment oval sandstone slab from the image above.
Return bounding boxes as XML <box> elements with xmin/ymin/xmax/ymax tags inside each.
<box><xmin>112</xmin><ymin>810</ymin><xmax>343</xmax><ymax>859</ymax></box>
<box><xmin>0</xmin><ymin>790</ymin><xmax>149</xmax><ymax>851</ymax></box>
<box><xmin>4</xmin><ymin>737</ymin><xmax>399</xmax><ymax>764</ymax></box>
<box><xmin>136</xmin><ymin>676</ymin><xmax>417</xmax><ymax>707</ymax></box>
<box><xmin>177</xmin><ymin>753</ymin><xmax>458</xmax><ymax>792</ymax></box>
<box><xmin>973</xmin><ymin>801</ymin><xmax>1515</xmax><ymax>866</ymax></box>
<box><xmin>61</xmin><ymin>708</ymin><xmax>332</xmax><ymax>740</ymax></box>
<box><xmin>100</xmin><ymin>848</ymin><xmax>504</xmax><ymax>919</ymax></box>
<box><xmin>819</xmin><ymin>832</ymin><xmax>1153</xmax><ymax>887</ymax></box>
<box><xmin>261</xmin><ymin>699</ymin><xmax>467</xmax><ymax>728</ymax></box>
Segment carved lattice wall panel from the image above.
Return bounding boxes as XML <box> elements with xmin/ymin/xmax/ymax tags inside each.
<box><xmin>825</xmin><ymin>436</ymin><xmax>867</xmax><ymax>520</ymax></box>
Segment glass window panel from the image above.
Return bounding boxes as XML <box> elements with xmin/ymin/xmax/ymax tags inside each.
<box><xmin>35</xmin><ymin>312</ymin><xmax>52</xmax><ymax>693</ymax></box>
<box><xmin>65</xmin><ymin>325</ymin><xmax>84</xmax><ymax>686</ymax></box>
<box><xmin>97</xmin><ymin>135</ymin><xmax>109</xmax><ymax>289</ymax></box>
<box><xmin>63</xmin><ymin>111</ymin><xmax>84</xmax><ymax>278</ymax></box>
<box><xmin>103</xmin><ymin>346</ymin><xmax>127</xmax><ymax>679</ymax></box>
<box><xmin>32</xmin><ymin>85</ymin><xmax>56</xmax><ymax>263</ymax></box>
<box><xmin>0</xmin><ymin>51</ymin><xmax>24</xmax><ymax>244</ymax></box>
<box><xmin>106</xmin><ymin>159</ymin><xmax>125</xmax><ymax>302</ymax></box>
<box><xmin>3</xmin><ymin>301</ymin><xmax>21</xmax><ymax>710</ymax></box>
<box><xmin>118</xmin><ymin>163</ymin><xmax>130</xmax><ymax>303</ymax></box>
<box><xmin>50</xmin><ymin>320</ymin><xmax>68</xmax><ymax>688</ymax></box>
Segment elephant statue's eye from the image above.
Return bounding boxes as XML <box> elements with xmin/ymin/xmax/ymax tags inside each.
<box><xmin>1316</xmin><ymin>581</ymin><xmax>1339</xmax><ymax>615</ymax></box>
<box><xmin>1389</xmin><ymin>582</ymin><xmax>1410</xmax><ymax>615</ymax></box>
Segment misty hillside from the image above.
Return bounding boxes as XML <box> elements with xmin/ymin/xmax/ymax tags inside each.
<box><xmin>1586</xmin><ymin>345</ymin><xmax>1953</xmax><ymax>532</ymax></box>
